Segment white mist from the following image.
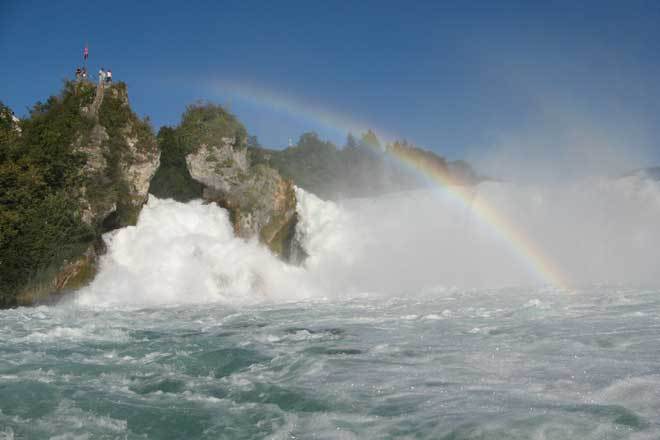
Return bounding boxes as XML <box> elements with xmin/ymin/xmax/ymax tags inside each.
<box><xmin>77</xmin><ymin>176</ymin><xmax>660</xmax><ymax>307</ymax></box>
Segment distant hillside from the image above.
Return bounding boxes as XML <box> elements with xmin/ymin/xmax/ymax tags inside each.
<box><xmin>249</xmin><ymin>131</ymin><xmax>480</xmax><ymax>200</ymax></box>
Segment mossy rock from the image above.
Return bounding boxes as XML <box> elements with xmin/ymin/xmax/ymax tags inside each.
<box><xmin>258</xmin><ymin>180</ymin><xmax>298</xmax><ymax>257</ymax></box>
<box><xmin>262</xmin><ymin>212</ymin><xmax>298</xmax><ymax>259</ymax></box>
<box><xmin>15</xmin><ymin>246</ymin><xmax>97</xmax><ymax>306</ymax></box>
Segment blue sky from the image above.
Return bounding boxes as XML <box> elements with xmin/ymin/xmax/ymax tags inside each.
<box><xmin>1</xmin><ymin>0</ymin><xmax>659</xmax><ymax>172</ymax></box>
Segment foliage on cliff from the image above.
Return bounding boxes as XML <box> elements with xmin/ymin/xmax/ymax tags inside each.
<box><xmin>150</xmin><ymin>103</ymin><xmax>298</xmax><ymax>257</ymax></box>
<box><xmin>0</xmin><ymin>81</ymin><xmax>158</xmax><ymax>307</ymax></box>
<box><xmin>0</xmin><ymin>86</ymin><xmax>96</xmax><ymax>306</ymax></box>
<box><xmin>88</xmin><ymin>82</ymin><xmax>158</xmax><ymax>228</ymax></box>
<box><xmin>178</xmin><ymin>103</ymin><xmax>248</xmax><ymax>154</ymax></box>
<box><xmin>150</xmin><ymin>103</ymin><xmax>479</xmax><ymax>203</ymax></box>
<box><xmin>149</xmin><ymin>103</ymin><xmax>246</xmax><ymax>201</ymax></box>
<box><xmin>148</xmin><ymin>127</ymin><xmax>203</xmax><ymax>201</ymax></box>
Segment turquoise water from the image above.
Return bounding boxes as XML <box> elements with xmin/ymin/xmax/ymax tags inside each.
<box><xmin>1</xmin><ymin>287</ymin><xmax>659</xmax><ymax>439</ymax></box>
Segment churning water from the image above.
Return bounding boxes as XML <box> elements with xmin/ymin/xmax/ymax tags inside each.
<box><xmin>1</xmin><ymin>177</ymin><xmax>660</xmax><ymax>438</ymax></box>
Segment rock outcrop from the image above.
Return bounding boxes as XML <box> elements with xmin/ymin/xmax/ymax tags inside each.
<box><xmin>76</xmin><ymin>81</ymin><xmax>160</xmax><ymax>228</ymax></box>
<box><xmin>15</xmin><ymin>244</ymin><xmax>98</xmax><ymax>306</ymax></box>
<box><xmin>2</xmin><ymin>95</ymin><xmax>301</xmax><ymax>308</ymax></box>
<box><xmin>3</xmin><ymin>81</ymin><xmax>160</xmax><ymax>306</ymax></box>
<box><xmin>186</xmin><ymin>137</ymin><xmax>298</xmax><ymax>258</ymax></box>
<box><xmin>146</xmin><ymin>102</ymin><xmax>299</xmax><ymax>259</ymax></box>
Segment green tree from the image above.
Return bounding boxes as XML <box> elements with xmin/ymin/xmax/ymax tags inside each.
<box><xmin>148</xmin><ymin>126</ymin><xmax>203</xmax><ymax>201</ymax></box>
<box><xmin>359</xmin><ymin>129</ymin><xmax>381</xmax><ymax>151</ymax></box>
<box><xmin>0</xmin><ymin>85</ymin><xmax>97</xmax><ymax>305</ymax></box>
<box><xmin>177</xmin><ymin>102</ymin><xmax>247</xmax><ymax>153</ymax></box>
<box><xmin>149</xmin><ymin>103</ymin><xmax>247</xmax><ymax>201</ymax></box>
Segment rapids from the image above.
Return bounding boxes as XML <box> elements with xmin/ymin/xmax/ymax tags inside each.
<box><xmin>1</xmin><ymin>176</ymin><xmax>660</xmax><ymax>438</ymax></box>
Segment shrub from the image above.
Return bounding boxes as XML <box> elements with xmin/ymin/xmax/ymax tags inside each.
<box><xmin>148</xmin><ymin>126</ymin><xmax>203</xmax><ymax>201</ymax></box>
<box><xmin>149</xmin><ymin>103</ymin><xmax>246</xmax><ymax>201</ymax></box>
<box><xmin>0</xmin><ymin>85</ymin><xmax>97</xmax><ymax>305</ymax></box>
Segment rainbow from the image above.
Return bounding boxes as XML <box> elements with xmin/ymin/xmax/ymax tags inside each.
<box><xmin>388</xmin><ymin>146</ymin><xmax>570</xmax><ymax>290</ymax></box>
<box><xmin>208</xmin><ymin>80</ymin><xmax>570</xmax><ymax>290</ymax></box>
<box><xmin>208</xmin><ymin>79</ymin><xmax>396</xmax><ymax>142</ymax></box>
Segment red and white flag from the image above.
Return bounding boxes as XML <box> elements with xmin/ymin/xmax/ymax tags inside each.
<box><xmin>83</xmin><ymin>46</ymin><xmax>89</xmax><ymax>60</ymax></box>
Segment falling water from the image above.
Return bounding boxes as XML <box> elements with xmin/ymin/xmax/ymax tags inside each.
<box><xmin>1</xmin><ymin>175</ymin><xmax>660</xmax><ymax>438</ymax></box>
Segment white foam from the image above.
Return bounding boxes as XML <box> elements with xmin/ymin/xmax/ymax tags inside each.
<box><xmin>0</xmin><ymin>428</ymin><xmax>14</xmax><ymax>440</ymax></box>
<box><xmin>77</xmin><ymin>197</ymin><xmax>319</xmax><ymax>307</ymax></box>
<box><xmin>422</xmin><ymin>314</ymin><xmax>443</xmax><ymax>320</ymax></box>
<box><xmin>77</xmin><ymin>177</ymin><xmax>660</xmax><ymax>307</ymax></box>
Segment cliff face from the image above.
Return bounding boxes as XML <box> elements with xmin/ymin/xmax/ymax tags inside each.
<box><xmin>0</xmin><ymin>81</ymin><xmax>160</xmax><ymax>307</ymax></box>
<box><xmin>76</xmin><ymin>81</ymin><xmax>160</xmax><ymax>228</ymax></box>
<box><xmin>147</xmin><ymin>103</ymin><xmax>299</xmax><ymax>259</ymax></box>
<box><xmin>186</xmin><ymin>136</ymin><xmax>298</xmax><ymax>258</ymax></box>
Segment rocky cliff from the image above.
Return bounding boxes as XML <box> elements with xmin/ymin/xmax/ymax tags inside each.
<box><xmin>185</xmin><ymin>136</ymin><xmax>298</xmax><ymax>257</ymax></box>
<box><xmin>77</xmin><ymin>81</ymin><xmax>160</xmax><ymax>229</ymax></box>
<box><xmin>0</xmin><ymin>81</ymin><xmax>160</xmax><ymax>306</ymax></box>
<box><xmin>147</xmin><ymin>103</ymin><xmax>299</xmax><ymax>258</ymax></box>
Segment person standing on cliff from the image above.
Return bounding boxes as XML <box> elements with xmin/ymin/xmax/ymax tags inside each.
<box><xmin>106</xmin><ymin>69</ymin><xmax>112</xmax><ymax>83</ymax></box>
<box><xmin>99</xmin><ymin>67</ymin><xmax>106</xmax><ymax>84</ymax></box>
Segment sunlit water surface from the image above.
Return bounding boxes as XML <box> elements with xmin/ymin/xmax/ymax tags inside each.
<box><xmin>1</xmin><ymin>287</ymin><xmax>659</xmax><ymax>439</ymax></box>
